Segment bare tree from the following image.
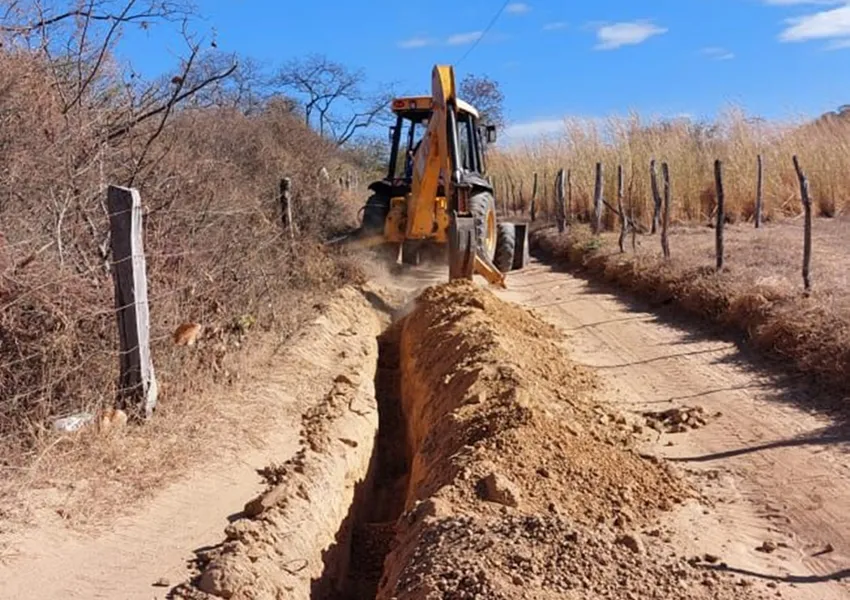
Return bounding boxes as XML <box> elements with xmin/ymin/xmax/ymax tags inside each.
<box><xmin>459</xmin><ymin>73</ymin><xmax>504</xmax><ymax>128</ymax></box>
<box><xmin>274</xmin><ymin>54</ymin><xmax>392</xmax><ymax>146</ymax></box>
<box><xmin>0</xmin><ymin>0</ymin><xmax>238</xmax><ymax>268</ymax></box>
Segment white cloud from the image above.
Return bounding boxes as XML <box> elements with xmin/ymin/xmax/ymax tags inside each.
<box><xmin>763</xmin><ymin>0</ymin><xmax>843</xmax><ymax>5</ymax></box>
<box><xmin>701</xmin><ymin>46</ymin><xmax>735</xmax><ymax>60</ymax></box>
<box><xmin>594</xmin><ymin>20</ymin><xmax>667</xmax><ymax>50</ymax></box>
<box><xmin>398</xmin><ymin>37</ymin><xmax>435</xmax><ymax>49</ymax></box>
<box><xmin>779</xmin><ymin>4</ymin><xmax>850</xmax><ymax>43</ymax></box>
<box><xmin>506</xmin><ymin>2</ymin><xmax>531</xmax><ymax>14</ymax></box>
<box><xmin>447</xmin><ymin>31</ymin><xmax>484</xmax><ymax>45</ymax></box>
<box><xmin>543</xmin><ymin>21</ymin><xmax>568</xmax><ymax>31</ymax></box>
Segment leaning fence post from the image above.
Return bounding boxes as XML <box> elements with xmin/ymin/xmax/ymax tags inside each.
<box><xmin>661</xmin><ymin>162</ymin><xmax>671</xmax><ymax>259</ymax></box>
<box><xmin>530</xmin><ymin>172</ymin><xmax>538</xmax><ymax>222</ymax></box>
<box><xmin>650</xmin><ymin>159</ymin><xmax>662</xmax><ymax>234</ymax></box>
<box><xmin>714</xmin><ymin>159</ymin><xmax>725</xmax><ymax>271</ymax></box>
<box><xmin>592</xmin><ymin>162</ymin><xmax>604</xmax><ymax>234</ymax></box>
<box><xmin>107</xmin><ymin>185</ymin><xmax>157</xmax><ymax>421</ymax></box>
<box><xmin>792</xmin><ymin>155</ymin><xmax>812</xmax><ymax>293</ymax></box>
<box><xmin>556</xmin><ymin>168</ymin><xmax>566</xmax><ymax>233</ymax></box>
<box><xmin>755</xmin><ymin>154</ymin><xmax>764</xmax><ymax>229</ymax></box>
<box><xmin>617</xmin><ymin>165</ymin><xmax>626</xmax><ymax>253</ymax></box>
<box><xmin>279</xmin><ymin>177</ymin><xmax>295</xmax><ymax>239</ymax></box>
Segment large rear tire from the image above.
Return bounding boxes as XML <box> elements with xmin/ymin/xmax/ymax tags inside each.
<box><xmin>468</xmin><ymin>191</ymin><xmax>498</xmax><ymax>262</ymax></box>
<box><xmin>493</xmin><ymin>223</ymin><xmax>516</xmax><ymax>273</ymax></box>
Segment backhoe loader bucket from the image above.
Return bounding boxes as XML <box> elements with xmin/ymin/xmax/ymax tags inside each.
<box><xmin>448</xmin><ymin>212</ymin><xmax>475</xmax><ymax>280</ymax></box>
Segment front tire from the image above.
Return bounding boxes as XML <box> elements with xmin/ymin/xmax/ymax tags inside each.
<box><xmin>361</xmin><ymin>193</ymin><xmax>389</xmax><ymax>234</ymax></box>
<box><xmin>401</xmin><ymin>241</ymin><xmax>421</xmax><ymax>265</ymax></box>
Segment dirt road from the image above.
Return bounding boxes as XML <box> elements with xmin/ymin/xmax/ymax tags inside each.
<box><xmin>1</xmin><ymin>260</ymin><xmax>848</xmax><ymax>599</ymax></box>
<box><xmin>497</xmin><ymin>262</ymin><xmax>850</xmax><ymax>600</ymax></box>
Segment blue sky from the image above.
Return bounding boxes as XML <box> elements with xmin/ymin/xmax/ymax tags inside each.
<box><xmin>117</xmin><ymin>0</ymin><xmax>850</xmax><ymax>141</ymax></box>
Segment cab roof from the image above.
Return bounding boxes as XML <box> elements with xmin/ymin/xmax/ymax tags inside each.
<box><xmin>390</xmin><ymin>96</ymin><xmax>480</xmax><ymax>120</ymax></box>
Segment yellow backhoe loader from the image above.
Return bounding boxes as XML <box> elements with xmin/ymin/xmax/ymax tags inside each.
<box><xmin>348</xmin><ymin>64</ymin><xmax>529</xmax><ymax>287</ymax></box>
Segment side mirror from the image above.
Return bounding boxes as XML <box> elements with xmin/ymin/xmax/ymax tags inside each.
<box><xmin>485</xmin><ymin>125</ymin><xmax>497</xmax><ymax>144</ymax></box>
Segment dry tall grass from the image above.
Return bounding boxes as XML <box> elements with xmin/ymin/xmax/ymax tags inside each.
<box><xmin>0</xmin><ymin>47</ymin><xmax>365</xmax><ymax>482</ymax></box>
<box><xmin>491</xmin><ymin>108</ymin><xmax>850</xmax><ymax>226</ymax></box>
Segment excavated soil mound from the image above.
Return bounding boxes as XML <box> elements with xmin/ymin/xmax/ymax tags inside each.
<box><xmin>376</xmin><ymin>280</ymin><xmax>767</xmax><ymax>599</ymax></box>
<box><xmin>174</xmin><ymin>280</ymin><xmax>770</xmax><ymax>600</ymax></box>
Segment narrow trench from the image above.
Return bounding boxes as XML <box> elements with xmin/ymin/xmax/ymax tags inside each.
<box><xmin>312</xmin><ymin>325</ymin><xmax>410</xmax><ymax>599</ymax></box>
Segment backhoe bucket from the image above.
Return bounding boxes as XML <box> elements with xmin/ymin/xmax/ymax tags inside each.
<box><xmin>448</xmin><ymin>212</ymin><xmax>475</xmax><ymax>281</ymax></box>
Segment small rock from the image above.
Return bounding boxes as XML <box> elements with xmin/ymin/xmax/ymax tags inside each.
<box><xmin>512</xmin><ymin>574</ymin><xmax>525</xmax><ymax>586</ymax></box>
<box><xmin>478</xmin><ymin>472</ymin><xmax>521</xmax><ymax>507</ymax></box>
<box><xmin>615</xmin><ymin>533</ymin><xmax>645</xmax><ymax>555</ymax></box>
<box><xmin>703</xmin><ymin>553</ymin><xmax>720</xmax><ymax>563</ymax></box>
<box><xmin>756</xmin><ymin>541</ymin><xmax>778</xmax><ymax>554</ymax></box>
<box><xmin>153</xmin><ymin>577</ymin><xmax>170</xmax><ymax>587</ymax></box>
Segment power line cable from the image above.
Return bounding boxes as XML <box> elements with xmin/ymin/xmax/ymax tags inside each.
<box><xmin>457</xmin><ymin>0</ymin><xmax>511</xmax><ymax>66</ymax></box>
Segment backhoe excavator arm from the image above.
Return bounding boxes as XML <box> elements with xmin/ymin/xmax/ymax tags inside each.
<box><xmin>407</xmin><ymin>66</ymin><xmax>506</xmax><ymax>287</ymax></box>
<box><xmin>407</xmin><ymin>65</ymin><xmax>460</xmax><ymax>238</ymax></box>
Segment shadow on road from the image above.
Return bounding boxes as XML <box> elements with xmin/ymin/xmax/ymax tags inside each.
<box><xmin>699</xmin><ymin>564</ymin><xmax>850</xmax><ymax>585</ymax></box>
<box><xmin>521</xmin><ymin>258</ymin><xmax>850</xmax><ymax>453</ymax></box>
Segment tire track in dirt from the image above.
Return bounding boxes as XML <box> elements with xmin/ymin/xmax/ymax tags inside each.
<box><xmin>497</xmin><ymin>262</ymin><xmax>850</xmax><ymax>600</ymax></box>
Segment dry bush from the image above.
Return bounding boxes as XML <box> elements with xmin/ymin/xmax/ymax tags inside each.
<box><xmin>491</xmin><ymin>108</ymin><xmax>850</xmax><ymax>227</ymax></box>
<box><xmin>0</xmin><ymin>48</ymin><xmax>365</xmax><ymax>470</ymax></box>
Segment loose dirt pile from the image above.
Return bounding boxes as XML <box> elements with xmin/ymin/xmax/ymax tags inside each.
<box><xmin>174</xmin><ymin>279</ymin><xmax>772</xmax><ymax>600</ymax></box>
<box><xmin>376</xmin><ymin>280</ymin><xmax>768</xmax><ymax>599</ymax></box>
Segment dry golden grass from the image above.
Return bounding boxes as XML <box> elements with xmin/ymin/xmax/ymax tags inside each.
<box><xmin>532</xmin><ymin>220</ymin><xmax>850</xmax><ymax>395</ymax></box>
<box><xmin>491</xmin><ymin>108</ymin><xmax>850</xmax><ymax>226</ymax></box>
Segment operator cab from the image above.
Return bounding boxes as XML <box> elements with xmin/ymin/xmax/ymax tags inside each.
<box><xmin>385</xmin><ymin>96</ymin><xmax>496</xmax><ymax>191</ymax></box>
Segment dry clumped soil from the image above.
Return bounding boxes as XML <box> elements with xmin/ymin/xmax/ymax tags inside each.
<box><xmin>174</xmin><ymin>279</ymin><xmax>773</xmax><ymax>600</ymax></box>
<box><xmin>375</xmin><ymin>280</ymin><xmax>769</xmax><ymax>599</ymax></box>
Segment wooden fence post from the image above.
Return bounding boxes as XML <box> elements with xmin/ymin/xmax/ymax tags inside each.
<box><xmin>650</xmin><ymin>159</ymin><xmax>662</xmax><ymax>234</ymax></box>
<box><xmin>755</xmin><ymin>154</ymin><xmax>764</xmax><ymax>229</ymax></box>
<box><xmin>630</xmin><ymin>188</ymin><xmax>637</xmax><ymax>253</ymax></box>
<box><xmin>107</xmin><ymin>185</ymin><xmax>157</xmax><ymax>420</ymax></box>
<box><xmin>661</xmin><ymin>162</ymin><xmax>671</xmax><ymax>259</ymax></box>
<box><xmin>617</xmin><ymin>165</ymin><xmax>626</xmax><ymax>253</ymax></box>
<box><xmin>592</xmin><ymin>162</ymin><xmax>603</xmax><ymax>234</ymax></box>
<box><xmin>793</xmin><ymin>155</ymin><xmax>812</xmax><ymax>293</ymax></box>
<box><xmin>566</xmin><ymin>169</ymin><xmax>572</xmax><ymax>227</ymax></box>
<box><xmin>556</xmin><ymin>168</ymin><xmax>566</xmax><ymax>233</ymax></box>
<box><xmin>519</xmin><ymin>179</ymin><xmax>525</xmax><ymax>214</ymax></box>
<box><xmin>530</xmin><ymin>172</ymin><xmax>538</xmax><ymax>222</ymax></box>
<box><xmin>279</xmin><ymin>177</ymin><xmax>295</xmax><ymax>239</ymax></box>
<box><xmin>714</xmin><ymin>159</ymin><xmax>725</xmax><ymax>271</ymax></box>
